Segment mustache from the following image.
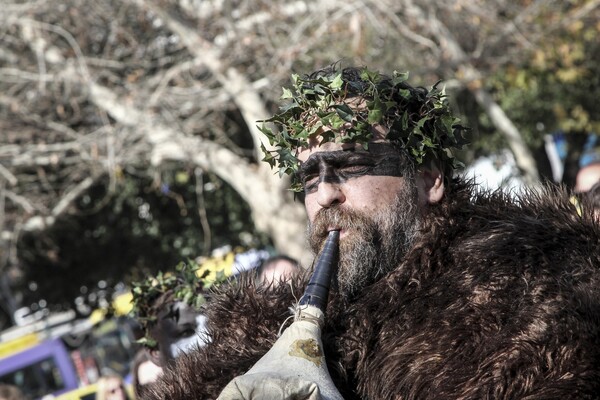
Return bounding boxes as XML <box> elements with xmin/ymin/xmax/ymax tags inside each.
<box><xmin>308</xmin><ymin>207</ymin><xmax>371</xmax><ymax>249</ymax></box>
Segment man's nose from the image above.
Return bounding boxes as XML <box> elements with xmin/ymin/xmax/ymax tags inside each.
<box><xmin>316</xmin><ymin>181</ymin><xmax>346</xmax><ymax>208</ymax></box>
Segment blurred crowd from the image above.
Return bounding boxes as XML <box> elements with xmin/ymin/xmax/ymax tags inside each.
<box><xmin>127</xmin><ymin>249</ymin><xmax>300</xmax><ymax>398</ymax></box>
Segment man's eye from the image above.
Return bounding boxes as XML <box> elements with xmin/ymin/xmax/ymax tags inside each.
<box><xmin>303</xmin><ymin>174</ymin><xmax>319</xmax><ymax>184</ymax></box>
<box><xmin>302</xmin><ymin>173</ymin><xmax>319</xmax><ymax>189</ymax></box>
<box><xmin>179</xmin><ymin>328</ymin><xmax>196</xmax><ymax>338</ymax></box>
<box><xmin>341</xmin><ymin>165</ymin><xmax>369</xmax><ymax>174</ymax></box>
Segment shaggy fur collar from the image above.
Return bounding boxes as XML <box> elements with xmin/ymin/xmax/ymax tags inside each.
<box><xmin>143</xmin><ymin>183</ymin><xmax>600</xmax><ymax>400</ymax></box>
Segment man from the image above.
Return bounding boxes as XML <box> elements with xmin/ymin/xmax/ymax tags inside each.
<box><xmin>96</xmin><ymin>373</ymin><xmax>131</xmax><ymax>400</ymax></box>
<box><xmin>255</xmin><ymin>255</ymin><xmax>300</xmax><ymax>287</ymax></box>
<box><xmin>572</xmin><ymin>161</ymin><xmax>600</xmax><ymax>222</ymax></box>
<box><xmin>144</xmin><ymin>65</ymin><xmax>600</xmax><ymax>399</ymax></box>
<box><xmin>147</xmin><ymin>299</ymin><xmax>209</xmax><ymax>366</ymax></box>
<box><xmin>0</xmin><ymin>384</ymin><xmax>28</xmax><ymax>400</ymax></box>
<box><xmin>582</xmin><ymin>181</ymin><xmax>600</xmax><ymax>221</ymax></box>
<box><xmin>575</xmin><ymin>161</ymin><xmax>600</xmax><ymax>193</ymax></box>
<box><xmin>131</xmin><ymin>263</ymin><xmax>210</xmax><ymax>369</ymax></box>
<box><xmin>130</xmin><ymin>349</ymin><xmax>163</xmax><ymax>398</ymax></box>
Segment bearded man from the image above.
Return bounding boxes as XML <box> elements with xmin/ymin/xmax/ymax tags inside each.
<box><xmin>143</xmin><ymin>65</ymin><xmax>600</xmax><ymax>399</ymax></box>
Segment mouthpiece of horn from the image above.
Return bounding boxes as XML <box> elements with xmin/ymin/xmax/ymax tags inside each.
<box><xmin>299</xmin><ymin>230</ymin><xmax>340</xmax><ymax>311</ymax></box>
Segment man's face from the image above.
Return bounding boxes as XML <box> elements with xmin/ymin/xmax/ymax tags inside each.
<box><xmin>575</xmin><ymin>163</ymin><xmax>600</xmax><ymax>193</ymax></box>
<box><xmin>260</xmin><ymin>259</ymin><xmax>298</xmax><ymax>286</ymax></box>
<box><xmin>298</xmin><ymin>140</ymin><xmax>422</xmax><ymax>300</ymax></box>
<box><xmin>150</xmin><ymin>301</ymin><xmax>209</xmax><ymax>366</ymax></box>
<box><xmin>103</xmin><ymin>377</ymin><xmax>127</xmax><ymax>400</ymax></box>
<box><xmin>137</xmin><ymin>359</ymin><xmax>163</xmax><ymax>386</ymax></box>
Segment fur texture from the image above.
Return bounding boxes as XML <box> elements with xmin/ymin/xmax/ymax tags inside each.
<box><xmin>144</xmin><ymin>183</ymin><xmax>600</xmax><ymax>399</ymax></box>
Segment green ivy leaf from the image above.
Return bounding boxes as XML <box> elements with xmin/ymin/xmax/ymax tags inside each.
<box><xmin>258</xmin><ymin>67</ymin><xmax>469</xmax><ymax>192</ymax></box>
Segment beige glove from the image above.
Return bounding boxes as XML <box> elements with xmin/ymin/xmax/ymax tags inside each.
<box><xmin>218</xmin><ymin>373</ymin><xmax>324</xmax><ymax>399</ymax></box>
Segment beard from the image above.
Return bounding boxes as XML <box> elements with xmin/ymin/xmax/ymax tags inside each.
<box><xmin>307</xmin><ymin>182</ymin><xmax>421</xmax><ymax>301</ymax></box>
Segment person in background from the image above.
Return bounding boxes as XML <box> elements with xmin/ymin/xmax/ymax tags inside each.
<box><xmin>0</xmin><ymin>384</ymin><xmax>28</xmax><ymax>400</ymax></box>
<box><xmin>130</xmin><ymin>348</ymin><xmax>163</xmax><ymax>398</ymax></box>
<box><xmin>130</xmin><ymin>262</ymin><xmax>210</xmax><ymax>369</ymax></box>
<box><xmin>96</xmin><ymin>373</ymin><xmax>131</xmax><ymax>400</ymax></box>
<box><xmin>146</xmin><ymin>292</ymin><xmax>209</xmax><ymax>367</ymax></box>
<box><xmin>571</xmin><ymin>161</ymin><xmax>600</xmax><ymax>220</ymax></box>
<box><xmin>582</xmin><ymin>181</ymin><xmax>600</xmax><ymax>221</ymax></box>
<box><xmin>574</xmin><ymin>161</ymin><xmax>600</xmax><ymax>193</ymax></box>
<box><xmin>255</xmin><ymin>255</ymin><xmax>301</xmax><ymax>286</ymax></box>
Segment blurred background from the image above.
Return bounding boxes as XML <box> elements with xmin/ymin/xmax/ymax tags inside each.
<box><xmin>0</xmin><ymin>0</ymin><xmax>599</xmax><ymax>398</ymax></box>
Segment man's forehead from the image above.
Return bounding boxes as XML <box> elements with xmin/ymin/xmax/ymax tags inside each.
<box><xmin>297</xmin><ymin>142</ymin><xmax>361</xmax><ymax>162</ymax></box>
<box><xmin>297</xmin><ymin>140</ymin><xmax>396</xmax><ymax>163</ymax></box>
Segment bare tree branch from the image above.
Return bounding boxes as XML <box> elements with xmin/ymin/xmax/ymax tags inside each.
<box><xmin>1</xmin><ymin>0</ymin><xmax>596</xmax><ymax>313</ymax></box>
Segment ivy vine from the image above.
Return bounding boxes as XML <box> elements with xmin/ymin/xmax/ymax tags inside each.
<box><xmin>259</xmin><ymin>67</ymin><xmax>468</xmax><ymax>191</ymax></box>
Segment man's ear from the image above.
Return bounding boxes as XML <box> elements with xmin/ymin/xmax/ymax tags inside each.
<box><xmin>416</xmin><ymin>166</ymin><xmax>445</xmax><ymax>206</ymax></box>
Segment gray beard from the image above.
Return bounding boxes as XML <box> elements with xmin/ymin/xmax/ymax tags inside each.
<box><xmin>307</xmin><ymin>182</ymin><xmax>421</xmax><ymax>301</ymax></box>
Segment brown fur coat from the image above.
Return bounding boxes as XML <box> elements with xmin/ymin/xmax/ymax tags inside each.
<box><xmin>143</xmin><ymin>183</ymin><xmax>600</xmax><ymax>399</ymax></box>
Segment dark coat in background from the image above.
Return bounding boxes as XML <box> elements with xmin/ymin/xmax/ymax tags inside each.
<box><xmin>144</xmin><ymin>183</ymin><xmax>600</xmax><ymax>400</ymax></box>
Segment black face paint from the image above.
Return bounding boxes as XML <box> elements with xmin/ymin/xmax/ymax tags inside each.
<box><xmin>152</xmin><ymin>301</ymin><xmax>205</xmax><ymax>363</ymax></box>
<box><xmin>299</xmin><ymin>142</ymin><xmax>406</xmax><ymax>193</ymax></box>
